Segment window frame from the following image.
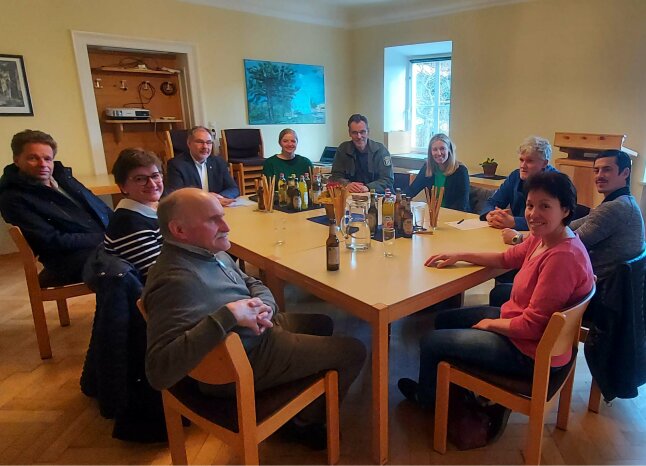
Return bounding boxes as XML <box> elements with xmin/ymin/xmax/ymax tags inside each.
<box><xmin>407</xmin><ymin>54</ymin><xmax>452</xmax><ymax>152</ymax></box>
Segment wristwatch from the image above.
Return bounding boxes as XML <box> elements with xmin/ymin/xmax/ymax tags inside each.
<box><xmin>511</xmin><ymin>233</ymin><xmax>524</xmax><ymax>245</ymax></box>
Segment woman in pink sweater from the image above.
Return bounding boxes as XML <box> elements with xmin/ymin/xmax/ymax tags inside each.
<box><xmin>398</xmin><ymin>171</ymin><xmax>594</xmax><ymax>416</ymax></box>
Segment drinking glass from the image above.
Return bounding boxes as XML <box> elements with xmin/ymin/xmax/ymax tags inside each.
<box><xmin>383</xmin><ymin>227</ymin><xmax>396</xmax><ymax>257</ymax></box>
<box><xmin>273</xmin><ymin>215</ymin><xmax>286</xmax><ymax>245</ymax></box>
<box><xmin>413</xmin><ymin>205</ymin><xmax>426</xmax><ymax>231</ymax></box>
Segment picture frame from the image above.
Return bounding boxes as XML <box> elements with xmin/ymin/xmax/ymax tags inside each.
<box><xmin>0</xmin><ymin>54</ymin><xmax>33</xmax><ymax>116</ymax></box>
<box><xmin>244</xmin><ymin>59</ymin><xmax>325</xmax><ymax>125</ymax></box>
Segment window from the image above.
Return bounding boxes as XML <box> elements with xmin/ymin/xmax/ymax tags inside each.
<box><xmin>409</xmin><ymin>57</ymin><xmax>451</xmax><ymax>150</ymax></box>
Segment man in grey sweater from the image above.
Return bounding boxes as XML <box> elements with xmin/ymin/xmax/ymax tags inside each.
<box><xmin>143</xmin><ymin>188</ymin><xmax>366</xmax><ymax>449</ymax></box>
<box><xmin>569</xmin><ymin>150</ymin><xmax>644</xmax><ymax>279</ymax></box>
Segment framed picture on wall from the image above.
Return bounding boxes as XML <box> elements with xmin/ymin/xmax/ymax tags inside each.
<box><xmin>0</xmin><ymin>54</ymin><xmax>33</xmax><ymax>116</ymax></box>
<box><xmin>244</xmin><ymin>59</ymin><xmax>325</xmax><ymax>125</ymax></box>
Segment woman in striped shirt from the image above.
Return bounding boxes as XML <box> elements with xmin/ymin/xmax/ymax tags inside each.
<box><xmin>104</xmin><ymin>148</ymin><xmax>164</xmax><ymax>280</ymax></box>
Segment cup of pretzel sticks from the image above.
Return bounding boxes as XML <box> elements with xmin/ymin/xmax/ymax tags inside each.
<box><xmin>424</xmin><ymin>186</ymin><xmax>444</xmax><ymax>230</ymax></box>
<box><xmin>255</xmin><ymin>175</ymin><xmax>276</xmax><ymax>212</ymax></box>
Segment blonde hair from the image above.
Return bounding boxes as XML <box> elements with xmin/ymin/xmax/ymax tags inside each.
<box><xmin>425</xmin><ymin>133</ymin><xmax>459</xmax><ymax>177</ymax></box>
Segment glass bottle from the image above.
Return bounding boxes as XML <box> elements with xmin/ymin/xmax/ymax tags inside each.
<box><xmin>293</xmin><ymin>189</ymin><xmax>302</xmax><ymax>211</ymax></box>
<box><xmin>286</xmin><ymin>174</ymin><xmax>297</xmax><ymax>210</ymax></box>
<box><xmin>367</xmin><ymin>190</ymin><xmax>378</xmax><ymax>237</ymax></box>
<box><xmin>326</xmin><ymin>220</ymin><xmax>340</xmax><ymax>271</ymax></box>
<box><xmin>298</xmin><ymin>175</ymin><xmax>309</xmax><ymax>207</ymax></box>
<box><xmin>382</xmin><ymin>189</ymin><xmax>395</xmax><ymax>230</ymax></box>
<box><xmin>394</xmin><ymin>188</ymin><xmax>403</xmax><ymax>233</ymax></box>
<box><xmin>402</xmin><ymin>196</ymin><xmax>414</xmax><ymax>238</ymax></box>
<box><xmin>278</xmin><ymin>173</ymin><xmax>287</xmax><ymax>207</ymax></box>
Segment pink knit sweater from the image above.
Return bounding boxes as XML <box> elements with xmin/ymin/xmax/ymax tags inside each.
<box><xmin>500</xmin><ymin>233</ymin><xmax>594</xmax><ymax>366</ymax></box>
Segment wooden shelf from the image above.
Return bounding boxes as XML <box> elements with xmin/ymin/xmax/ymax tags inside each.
<box><xmin>103</xmin><ymin>119</ymin><xmax>183</xmax><ymax>143</ymax></box>
<box><xmin>104</xmin><ymin>119</ymin><xmax>182</xmax><ymax>124</ymax></box>
<box><xmin>92</xmin><ymin>66</ymin><xmax>179</xmax><ymax>75</ymax></box>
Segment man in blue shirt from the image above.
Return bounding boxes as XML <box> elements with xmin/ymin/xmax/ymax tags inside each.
<box><xmin>480</xmin><ymin>135</ymin><xmax>558</xmax><ymax>231</ymax></box>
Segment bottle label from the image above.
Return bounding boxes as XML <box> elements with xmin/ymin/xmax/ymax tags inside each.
<box><xmin>383</xmin><ymin>215</ymin><xmax>394</xmax><ymax>229</ymax></box>
<box><xmin>403</xmin><ymin>218</ymin><xmax>413</xmax><ymax>236</ymax></box>
<box><xmin>326</xmin><ymin>246</ymin><xmax>340</xmax><ymax>266</ymax></box>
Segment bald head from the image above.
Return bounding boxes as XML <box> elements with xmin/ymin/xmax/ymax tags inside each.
<box><xmin>158</xmin><ymin>188</ymin><xmax>231</xmax><ymax>252</ymax></box>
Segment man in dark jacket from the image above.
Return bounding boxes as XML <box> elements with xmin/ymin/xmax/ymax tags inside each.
<box><xmin>330</xmin><ymin>114</ymin><xmax>394</xmax><ymax>193</ymax></box>
<box><xmin>166</xmin><ymin>126</ymin><xmax>240</xmax><ymax>204</ymax></box>
<box><xmin>0</xmin><ymin>129</ymin><xmax>111</xmax><ymax>286</ymax></box>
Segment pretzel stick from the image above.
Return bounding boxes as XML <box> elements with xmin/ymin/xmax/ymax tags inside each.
<box><xmin>434</xmin><ymin>187</ymin><xmax>444</xmax><ymax>227</ymax></box>
<box><xmin>269</xmin><ymin>176</ymin><xmax>276</xmax><ymax>212</ymax></box>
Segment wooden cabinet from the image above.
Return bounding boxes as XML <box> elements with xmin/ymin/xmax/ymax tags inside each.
<box><xmin>553</xmin><ymin>132</ymin><xmax>638</xmax><ymax>208</ymax></box>
<box><xmin>89</xmin><ymin>48</ymin><xmax>186</xmax><ymax>172</ymax></box>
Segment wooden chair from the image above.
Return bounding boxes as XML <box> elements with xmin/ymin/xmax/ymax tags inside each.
<box><xmin>9</xmin><ymin>225</ymin><xmax>93</xmax><ymax>359</ymax></box>
<box><xmin>136</xmin><ymin>300</ymin><xmax>340</xmax><ymax>465</ymax></box>
<box><xmin>220</xmin><ymin>128</ymin><xmax>265</xmax><ymax>195</ymax></box>
<box><xmin>578</xmin><ymin>326</ymin><xmax>602</xmax><ymax>413</ymax></box>
<box><xmin>433</xmin><ymin>286</ymin><xmax>596</xmax><ymax>465</ymax></box>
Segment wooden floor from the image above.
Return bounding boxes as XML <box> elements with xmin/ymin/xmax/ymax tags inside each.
<box><xmin>1</xmin><ymin>252</ymin><xmax>645</xmax><ymax>465</ymax></box>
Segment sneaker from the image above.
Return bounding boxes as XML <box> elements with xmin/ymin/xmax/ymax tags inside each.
<box><xmin>279</xmin><ymin>420</ymin><xmax>327</xmax><ymax>451</ymax></box>
<box><xmin>398</xmin><ymin>378</ymin><xmax>421</xmax><ymax>405</ymax></box>
<box><xmin>485</xmin><ymin>403</ymin><xmax>512</xmax><ymax>443</ymax></box>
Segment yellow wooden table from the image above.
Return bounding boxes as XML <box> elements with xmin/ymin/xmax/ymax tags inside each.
<box><xmin>226</xmin><ymin>204</ymin><xmax>509</xmax><ymax>464</ymax></box>
<box><xmin>76</xmin><ymin>174</ymin><xmax>120</xmax><ymax>195</ymax></box>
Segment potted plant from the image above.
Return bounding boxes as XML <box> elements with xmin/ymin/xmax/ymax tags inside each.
<box><xmin>480</xmin><ymin>157</ymin><xmax>498</xmax><ymax>177</ymax></box>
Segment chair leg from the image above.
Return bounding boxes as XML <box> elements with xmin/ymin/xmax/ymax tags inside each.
<box><xmin>239</xmin><ymin>436</ymin><xmax>259</xmax><ymax>465</ymax></box>
<box><xmin>433</xmin><ymin>363</ymin><xmax>450</xmax><ymax>454</ymax></box>
<box><xmin>162</xmin><ymin>399</ymin><xmax>188</xmax><ymax>465</ymax></box>
<box><xmin>588</xmin><ymin>378</ymin><xmax>601</xmax><ymax>413</ymax></box>
<box><xmin>524</xmin><ymin>402</ymin><xmax>546</xmax><ymax>465</ymax></box>
<box><xmin>29</xmin><ymin>297</ymin><xmax>52</xmax><ymax>359</ymax></box>
<box><xmin>556</xmin><ymin>369</ymin><xmax>575</xmax><ymax>430</ymax></box>
<box><xmin>56</xmin><ymin>299</ymin><xmax>71</xmax><ymax>327</ymax></box>
<box><xmin>325</xmin><ymin>371</ymin><xmax>340</xmax><ymax>465</ymax></box>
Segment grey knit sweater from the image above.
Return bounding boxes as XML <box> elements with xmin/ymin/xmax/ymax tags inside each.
<box><xmin>142</xmin><ymin>241</ymin><xmax>277</xmax><ymax>390</ymax></box>
<box><xmin>570</xmin><ymin>193</ymin><xmax>644</xmax><ymax>279</ymax></box>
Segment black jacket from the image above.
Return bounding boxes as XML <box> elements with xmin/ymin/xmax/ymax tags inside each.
<box><xmin>584</xmin><ymin>247</ymin><xmax>646</xmax><ymax>401</ymax></box>
<box><xmin>81</xmin><ymin>246</ymin><xmax>166</xmax><ymax>442</ymax></box>
<box><xmin>0</xmin><ymin>162</ymin><xmax>111</xmax><ymax>272</ymax></box>
<box><xmin>166</xmin><ymin>152</ymin><xmax>240</xmax><ymax>198</ymax></box>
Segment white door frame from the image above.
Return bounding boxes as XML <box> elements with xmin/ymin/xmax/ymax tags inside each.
<box><xmin>71</xmin><ymin>30</ymin><xmax>205</xmax><ymax>174</ymax></box>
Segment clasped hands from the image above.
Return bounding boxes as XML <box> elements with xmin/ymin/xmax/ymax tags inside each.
<box><xmin>226</xmin><ymin>297</ymin><xmax>274</xmax><ymax>335</ymax></box>
<box><xmin>345</xmin><ymin>181</ymin><xmax>369</xmax><ymax>193</ymax></box>
<box><xmin>486</xmin><ymin>207</ymin><xmax>514</xmax><ymax>229</ymax></box>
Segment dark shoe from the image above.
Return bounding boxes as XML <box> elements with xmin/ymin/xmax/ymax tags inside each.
<box><xmin>398</xmin><ymin>378</ymin><xmax>421</xmax><ymax>405</ymax></box>
<box><xmin>279</xmin><ymin>420</ymin><xmax>327</xmax><ymax>451</ymax></box>
<box><xmin>485</xmin><ymin>404</ymin><xmax>511</xmax><ymax>443</ymax></box>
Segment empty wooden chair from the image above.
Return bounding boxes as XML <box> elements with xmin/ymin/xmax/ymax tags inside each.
<box><xmin>220</xmin><ymin>128</ymin><xmax>265</xmax><ymax>195</ymax></box>
<box><xmin>433</xmin><ymin>286</ymin><xmax>595</xmax><ymax>465</ymax></box>
<box><xmin>136</xmin><ymin>300</ymin><xmax>340</xmax><ymax>465</ymax></box>
<box><xmin>9</xmin><ymin>225</ymin><xmax>93</xmax><ymax>359</ymax></box>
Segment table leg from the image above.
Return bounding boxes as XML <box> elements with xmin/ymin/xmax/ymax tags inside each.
<box><xmin>372</xmin><ymin>311</ymin><xmax>389</xmax><ymax>464</ymax></box>
<box><xmin>265</xmin><ymin>271</ymin><xmax>286</xmax><ymax>312</ymax></box>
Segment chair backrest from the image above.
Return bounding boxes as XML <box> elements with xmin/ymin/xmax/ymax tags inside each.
<box><xmin>221</xmin><ymin>129</ymin><xmax>264</xmax><ymax>161</ymax></box>
<box><xmin>535</xmin><ymin>284</ymin><xmax>596</xmax><ymax>370</ymax></box>
<box><xmin>136</xmin><ymin>298</ymin><xmax>251</xmax><ymax>387</ymax></box>
<box><xmin>8</xmin><ymin>225</ymin><xmax>40</xmax><ymax>286</ymax></box>
<box><xmin>166</xmin><ymin>129</ymin><xmax>190</xmax><ymax>158</ymax></box>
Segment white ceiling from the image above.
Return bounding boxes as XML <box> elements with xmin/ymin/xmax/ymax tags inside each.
<box><xmin>181</xmin><ymin>0</ymin><xmax>533</xmax><ymax>28</ymax></box>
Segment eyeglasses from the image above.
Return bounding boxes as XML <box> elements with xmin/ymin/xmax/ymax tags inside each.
<box><xmin>350</xmin><ymin>130</ymin><xmax>368</xmax><ymax>137</ymax></box>
<box><xmin>130</xmin><ymin>172</ymin><xmax>163</xmax><ymax>185</ymax></box>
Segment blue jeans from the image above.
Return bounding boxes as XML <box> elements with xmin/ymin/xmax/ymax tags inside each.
<box><xmin>417</xmin><ymin>306</ymin><xmax>535</xmax><ymax>406</ymax></box>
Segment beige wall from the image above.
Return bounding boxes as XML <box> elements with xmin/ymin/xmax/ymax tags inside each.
<box><xmin>352</xmin><ymin>0</ymin><xmax>646</xmax><ymax>197</ymax></box>
<box><xmin>0</xmin><ymin>0</ymin><xmax>352</xmax><ymax>253</ymax></box>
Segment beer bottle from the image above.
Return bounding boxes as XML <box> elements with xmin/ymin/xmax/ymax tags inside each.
<box><xmin>286</xmin><ymin>174</ymin><xmax>297</xmax><ymax>210</ymax></box>
<box><xmin>394</xmin><ymin>188</ymin><xmax>403</xmax><ymax>233</ymax></box>
<box><xmin>367</xmin><ymin>190</ymin><xmax>378</xmax><ymax>237</ymax></box>
<box><xmin>311</xmin><ymin>173</ymin><xmax>322</xmax><ymax>206</ymax></box>
<box><xmin>298</xmin><ymin>175</ymin><xmax>309</xmax><ymax>207</ymax></box>
<box><xmin>257</xmin><ymin>184</ymin><xmax>265</xmax><ymax>211</ymax></box>
<box><xmin>304</xmin><ymin>172</ymin><xmax>312</xmax><ymax>206</ymax></box>
<box><xmin>278</xmin><ymin>173</ymin><xmax>287</xmax><ymax>207</ymax></box>
<box><xmin>402</xmin><ymin>196</ymin><xmax>414</xmax><ymax>238</ymax></box>
<box><xmin>326</xmin><ymin>220</ymin><xmax>340</xmax><ymax>271</ymax></box>
<box><xmin>293</xmin><ymin>189</ymin><xmax>302</xmax><ymax>211</ymax></box>
<box><xmin>382</xmin><ymin>189</ymin><xmax>395</xmax><ymax>230</ymax></box>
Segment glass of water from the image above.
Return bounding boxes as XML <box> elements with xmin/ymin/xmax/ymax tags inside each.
<box><xmin>383</xmin><ymin>227</ymin><xmax>396</xmax><ymax>257</ymax></box>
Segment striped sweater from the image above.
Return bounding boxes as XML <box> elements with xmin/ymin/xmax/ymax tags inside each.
<box><xmin>104</xmin><ymin>199</ymin><xmax>162</xmax><ymax>279</ymax></box>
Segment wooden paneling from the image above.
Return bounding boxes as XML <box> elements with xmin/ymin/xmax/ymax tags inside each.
<box><xmin>88</xmin><ymin>49</ymin><xmax>185</xmax><ymax>172</ymax></box>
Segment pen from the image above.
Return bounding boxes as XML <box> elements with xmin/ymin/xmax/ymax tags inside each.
<box><xmin>457</xmin><ymin>219</ymin><xmax>465</xmax><ymax>224</ymax></box>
